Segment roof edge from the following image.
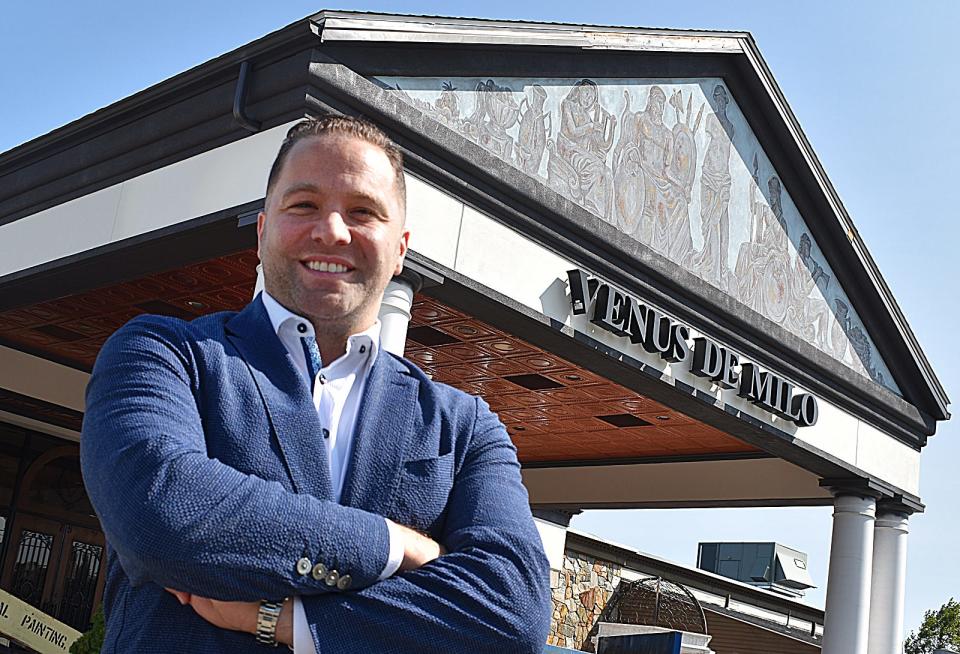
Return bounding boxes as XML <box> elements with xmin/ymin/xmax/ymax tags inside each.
<box><xmin>736</xmin><ymin>35</ymin><xmax>950</xmax><ymax>419</ymax></box>
<box><xmin>313</xmin><ymin>10</ymin><xmax>749</xmax><ymax>52</ymax></box>
<box><xmin>0</xmin><ymin>16</ymin><xmax>319</xmax><ymax>170</ymax></box>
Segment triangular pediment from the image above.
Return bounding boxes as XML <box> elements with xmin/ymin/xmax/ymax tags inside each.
<box><xmin>374</xmin><ymin>75</ymin><xmax>898</xmax><ymax>394</ymax></box>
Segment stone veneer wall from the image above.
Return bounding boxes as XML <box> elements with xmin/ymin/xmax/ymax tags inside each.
<box><xmin>546</xmin><ymin>550</ymin><xmax>624</xmax><ymax>651</ymax></box>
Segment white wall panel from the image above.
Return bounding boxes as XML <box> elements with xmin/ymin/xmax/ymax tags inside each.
<box><xmin>455</xmin><ymin>206</ymin><xmax>570</xmax><ymax>315</ymax></box>
<box><xmin>1</xmin><ymin>122</ymin><xmax>295</xmax><ymax>279</ymax></box>
<box><xmin>110</xmin><ymin>125</ymin><xmax>290</xmax><ymax>241</ymax></box>
<box><xmin>0</xmin><ymin>185</ymin><xmax>122</xmax><ymax>277</ymax></box>
<box><xmin>855</xmin><ymin>421</ymin><xmax>921</xmax><ymax>494</ymax></box>
<box><xmin>533</xmin><ymin>518</ymin><xmax>568</xmax><ymax>570</ymax></box>
<box><xmin>403</xmin><ymin>175</ymin><xmax>464</xmax><ymax>268</ymax></box>
<box><xmin>0</xmin><ymin>345</ymin><xmax>89</xmax><ymax>411</ymax></box>
<box><xmin>792</xmin><ymin>398</ymin><xmax>860</xmax><ymax>467</ymax></box>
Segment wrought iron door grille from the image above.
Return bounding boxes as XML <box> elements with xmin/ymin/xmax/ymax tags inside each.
<box><xmin>10</xmin><ymin>529</ymin><xmax>53</xmax><ymax>606</ymax></box>
<box><xmin>55</xmin><ymin>540</ymin><xmax>104</xmax><ymax>630</ymax></box>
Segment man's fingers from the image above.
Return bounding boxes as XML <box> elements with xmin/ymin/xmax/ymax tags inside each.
<box><xmin>164</xmin><ymin>588</ymin><xmax>192</xmax><ymax>605</ymax></box>
<box><xmin>398</xmin><ymin>525</ymin><xmax>444</xmax><ymax>571</ymax></box>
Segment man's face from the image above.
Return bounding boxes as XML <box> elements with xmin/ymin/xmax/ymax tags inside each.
<box><xmin>257</xmin><ymin>134</ymin><xmax>409</xmax><ymax>332</ymax></box>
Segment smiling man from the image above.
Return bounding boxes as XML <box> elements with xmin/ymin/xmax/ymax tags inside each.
<box><xmin>80</xmin><ymin>116</ymin><xmax>552</xmax><ymax>653</ymax></box>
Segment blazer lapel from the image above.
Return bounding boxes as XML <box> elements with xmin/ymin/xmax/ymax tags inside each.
<box><xmin>225</xmin><ymin>297</ymin><xmax>333</xmax><ymax>499</ymax></box>
<box><xmin>339</xmin><ymin>352</ymin><xmax>418</xmax><ymax>511</ymax></box>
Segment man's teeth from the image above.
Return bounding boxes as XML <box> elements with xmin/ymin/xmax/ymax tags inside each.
<box><xmin>305</xmin><ymin>261</ymin><xmax>349</xmax><ymax>273</ymax></box>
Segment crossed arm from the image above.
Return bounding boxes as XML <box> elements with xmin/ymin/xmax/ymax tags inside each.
<box><xmin>80</xmin><ymin>317</ymin><xmax>550</xmax><ymax>652</ymax></box>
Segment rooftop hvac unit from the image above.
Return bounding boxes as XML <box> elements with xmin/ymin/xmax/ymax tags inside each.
<box><xmin>697</xmin><ymin>542</ymin><xmax>815</xmax><ymax>598</ymax></box>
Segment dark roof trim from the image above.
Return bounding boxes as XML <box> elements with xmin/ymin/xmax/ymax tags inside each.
<box><xmin>0</xmin><ymin>17</ymin><xmax>317</xmax><ymax>169</ymax></box>
<box><xmin>0</xmin><ymin>20</ymin><xmax>318</xmax><ymax>228</ymax></box>
<box><xmin>704</xmin><ymin>606</ymin><xmax>822</xmax><ymax>647</ymax></box>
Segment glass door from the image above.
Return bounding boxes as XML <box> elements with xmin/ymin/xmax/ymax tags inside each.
<box><xmin>0</xmin><ymin>514</ymin><xmax>105</xmax><ymax>631</ymax></box>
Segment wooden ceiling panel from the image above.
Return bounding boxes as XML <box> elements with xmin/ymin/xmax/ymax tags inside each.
<box><xmin>0</xmin><ymin>249</ymin><xmax>761</xmax><ymax>464</ymax></box>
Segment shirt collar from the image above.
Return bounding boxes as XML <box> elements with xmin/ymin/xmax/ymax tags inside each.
<box><xmin>260</xmin><ymin>290</ymin><xmax>381</xmax><ymax>364</ymax></box>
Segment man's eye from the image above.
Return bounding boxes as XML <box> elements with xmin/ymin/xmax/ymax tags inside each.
<box><xmin>290</xmin><ymin>202</ymin><xmax>316</xmax><ymax>210</ymax></box>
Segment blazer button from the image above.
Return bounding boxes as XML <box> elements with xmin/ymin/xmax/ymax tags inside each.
<box><xmin>336</xmin><ymin>574</ymin><xmax>352</xmax><ymax>590</ymax></box>
<box><xmin>325</xmin><ymin>570</ymin><xmax>340</xmax><ymax>587</ymax></box>
<box><xmin>311</xmin><ymin>563</ymin><xmax>328</xmax><ymax>581</ymax></box>
<box><xmin>296</xmin><ymin>558</ymin><xmax>312</xmax><ymax>576</ymax></box>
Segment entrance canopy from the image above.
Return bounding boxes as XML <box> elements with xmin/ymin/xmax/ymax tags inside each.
<box><xmin>0</xmin><ymin>11</ymin><xmax>949</xmax><ymax>514</ymax></box>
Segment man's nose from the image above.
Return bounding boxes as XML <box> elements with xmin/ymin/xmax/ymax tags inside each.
<box><xmin>311</xmin><ymin>210</ymin><xmax>351</xmax><ymax>245</ymax></box>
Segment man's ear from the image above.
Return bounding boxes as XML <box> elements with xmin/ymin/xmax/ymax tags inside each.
<box><xmin>394</xmin><ymin>226</ymin><xmax>411</xmax><ymax>276</ymax></box>
<box><xmin>256</xmin><ymin>211</ymin><xmax>267</xmax><ymax>259</ymax></box>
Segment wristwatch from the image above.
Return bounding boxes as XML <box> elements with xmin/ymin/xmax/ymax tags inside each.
<box><xmin>255</xmin><ymin>599</ymin><xmax>284</xmax><ymax>647</ymax></box>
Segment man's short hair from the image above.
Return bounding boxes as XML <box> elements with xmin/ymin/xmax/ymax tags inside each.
<box><xmin>266</xmin><ymin>115</ymin><xmax>406</xmax><ymax>209</ymax></box>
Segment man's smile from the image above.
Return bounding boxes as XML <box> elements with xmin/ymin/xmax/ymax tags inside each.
<box><xmin>301</xmin><ymin>258</ymin><xmax>355</xmax><ymax>274</ymax></box>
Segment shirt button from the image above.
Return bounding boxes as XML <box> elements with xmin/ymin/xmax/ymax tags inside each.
<box><xmin>297</xmin><ymin>323</ymin><xmax>307</xmax><ymax>333</ymax></box>
<box><xmin>322</xmin><ymin>428</ymin><xmax>330</xmax><ymax>439</ymax></box>
<box><xmin>359</xmin><ymin>345</ymin><xmax>366</xmax><ymax>354</ymax></box>
<box><xmin>311</xmin><ymin>563</ymin><xmax>328</xmax><ymax>581</ymax></box>
<box><xmin>318</xmin><ymin>373</ymin><xmax>326</xmax><ymax>384</ymax></box>
<box><xmin>296</xmin><ymin>558</ymin><xmax>312</xmax><ymax>576</ymax></box>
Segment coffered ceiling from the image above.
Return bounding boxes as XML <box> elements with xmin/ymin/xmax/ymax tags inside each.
<box><xmin>0</xmin><ymin>249</ymin><xmax>760</xmax><ymax>465</ymax></box>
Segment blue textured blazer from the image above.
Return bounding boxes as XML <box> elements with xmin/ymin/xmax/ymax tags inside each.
<box><xmin>80</xmin><ymin>296</ymin><xmax>551</xmax><ymax>653</ymax></box>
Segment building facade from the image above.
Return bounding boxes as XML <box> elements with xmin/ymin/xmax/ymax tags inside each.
<box><xmin>0</xmin><ymin>12</ymin><xmax>949</xmax><ymax>654</ymax></box>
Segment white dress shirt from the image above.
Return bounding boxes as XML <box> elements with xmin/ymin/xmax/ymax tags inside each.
<box><xmin>261</xmin><ymin>291</ymin><xmax>403</xmax><ymax>652</ymax></box>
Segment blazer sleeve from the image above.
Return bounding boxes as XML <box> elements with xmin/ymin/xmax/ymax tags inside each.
<box><xmin>80</xmin><ymin>315</ymin><xmax>391</xmax><ymax>601</ymax></box>
<box><xmin>299</xmin><ymin>395</ymin><xmax>552</xmax><ymax>653</ymax></box>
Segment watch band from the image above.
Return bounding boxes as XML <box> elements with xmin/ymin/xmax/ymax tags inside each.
<box><xmin>255</xmin><ymin>599</ymin><xmax>284</xmax><ymax>647</ymax></box>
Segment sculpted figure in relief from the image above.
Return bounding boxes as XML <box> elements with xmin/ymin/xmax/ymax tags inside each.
<box><xmin>465</xmin><ymin>79</ymin><xmax>520</xmax><ymax>161</ymax></box>
<box><xmin>515</xmin><ymin>84</ymin><xmax>550</xmax><ymax>177</ymax></box>
<box><xmin>688</xmin><ymin>85</ymin><xmax>734</xmax><ymax>291</ymax></box>
<box><xmin>784</xmin><ymin>233</ymin><xmax>831</xmax><ymax>350</ymax></box>
<box><xmin>735</xmin><ymin>159</ymin><xmax>790</xmax><ymax>319</ymax></box>
<box><xmin>631</xmin><ymin>86</ymin><xmax>697</xmax><ymax>260</ymax></box>
<box><xmin>548</xmin><ymin>79</ymin><xmax>617</xmax><ymax>219</ymax></box>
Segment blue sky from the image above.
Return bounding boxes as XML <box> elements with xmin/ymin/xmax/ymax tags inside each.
<box><xmin>3</xmin><ymin>0</ymin><xmax>957</xmax><ymax>636</ymax></box>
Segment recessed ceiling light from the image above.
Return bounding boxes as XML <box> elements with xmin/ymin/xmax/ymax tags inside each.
<box><xmin>564</xmin><ymin>374</ymin><xmax>582</xmax><ymax>381</ymax></box>
<box><xmin>407</xmin><ymin>325</ymin><xmax>458</xmax><ymax>346</ymax></box>
<box><xmin>599</xmin><ymin>414</ymin><xmax>652</xmax><ymax>428</ymax></box>
<box><xmin>656</xmin><ymin>415</ymin><xmax>670</xmax><ymax>421</ymax></box>
<box><xmin>186</xmin><ymin>300</ymin><xmax>206</xmax><ymax>309</ymax></box>
<box><xmin>505</xmin><ymin>374</ymin><xmax>563</xmax><ymax>390</ymax></box>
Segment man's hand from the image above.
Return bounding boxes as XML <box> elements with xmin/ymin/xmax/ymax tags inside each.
<box><xmin>166</xmin><ymin>590</ymin><xmax>293</xmax><ymax>646</ymax></box>
<box><xmin>164</xmin><ymin>525</ymin><xmax>442</xmax><ymax>645</ymax></box>
<box><xmin>395</xmin><ymin>523</ymin><xmax>446</xmax><ymax>571</ymax></box>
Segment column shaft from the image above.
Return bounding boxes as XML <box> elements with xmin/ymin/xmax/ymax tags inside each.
<box><xmin>378</xmin><ymin>276</ymin><xmax>417</xmax><ymax>356</ymax></box>
<box><xmin>867</xmin><ymin>512</ymin><xmax>910</xmax><ymax>654</ymax></box>
<box><xmin>822</xmin><ymin>494</ymin><xmax>877</xmax><ymax>654</ymax></box>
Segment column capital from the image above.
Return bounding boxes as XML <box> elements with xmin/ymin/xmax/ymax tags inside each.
<box><xmin>876</xmin><ymin>497</ymin><xmax>917</xmax><ymax>518</ymax></box>
<box><xmin>531</xmin><ymin>507</ymin><xmax>581</xmax><ymax>528</ymax></box>
<box><xmin>391</xmin><ymin>267</ymin><xmax>424</xmax><ymax>294</ymax></box>
<box><xmin>819</xmin><ymin>477</ymin><xmax>885</xmax><ymax>500</ymax></box>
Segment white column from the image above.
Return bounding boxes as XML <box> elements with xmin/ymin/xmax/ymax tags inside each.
<box><xmin>378</xmin><ymin>272</ymin><xmax>420</xmax><ymax>356</ymax></box>
<box><xmin>867</xmin><ymin>511</ymin><xmax>910</xmax><ymax>654</ymax></box>
<box><xmin>822</xmin><ymin>494</ymin><xmax>877</xmax><ymax>654</ymax></box>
